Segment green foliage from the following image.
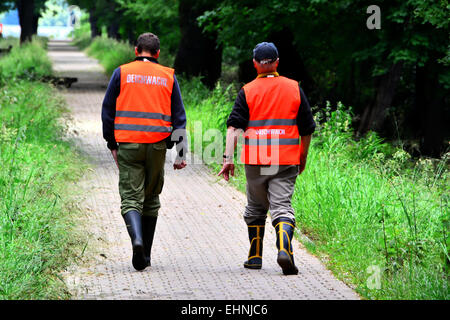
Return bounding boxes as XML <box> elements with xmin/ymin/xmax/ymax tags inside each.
<box><xmin>295</xmin><ymin>102</ymin><xmax>449</xmax><ymax>299</ymax></box>
<box><xmin>198</xmin><ymin>0</ymin><xmax>449</xmax><ymax>151</ymax></box>
<box><xmin>86</xmin><ymin>37</ymin><xmax>135</xmax><ymax>76</ymax></box>
<box><xmin>75</xmin><ymin>35</ymin><xmax>176</xmax><ymax>75</ymax></box>
<box><xmin>71</xmin><ymin>16</ymin><xmax>92</xmax><ymax>50</ymax></box>
<box><xmin>183</xmin><ymin>77</ymin><xmax>235</xmax><ymax>145</ymax></box>
<box><xmin>0</xmin><ymin>37</ymin><xmax>87</xmax><ymax>299</ymax></box>
<box><xmin>39</xmin><ymin>0</ymin><xmax>70</xmax><ymax>27</ymax></box>
<box><xmin>180</xmin><ymin>77</ymin><xmax>247</xmax><ymax>189</ymax></box>
<box><xmin>0</xmin><ymin>80</ymin><xmax>86</xmax><ymax>299</ymax></box>
<box><xmin>0</xmin><ymin>39</ymin><xmax>52</xmax><ymax>82</ymax></box>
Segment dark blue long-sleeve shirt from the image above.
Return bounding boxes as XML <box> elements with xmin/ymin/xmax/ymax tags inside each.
<box><xmin>101</xmin><ymin>57</ymin><xmax>187</xmax><ymax>151</ymax></box>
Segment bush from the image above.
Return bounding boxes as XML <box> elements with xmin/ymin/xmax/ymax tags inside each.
<box><xmin>295</xmin><ymin>102</ymin><xmax>449</xmax><ymax>299</ymax></box>
<box><xmin>86</xmin><ymin>37</ymin><xmax>135</xmax><ymax>76</ymax></box>
<box><xmin>71</xmin><ymin>15</ymin><xmax>92</xmax><ymax>50</ymax></box>
<box><xmin>0</xmin><ymin>39</ymin><xmax>52</xmax><ymax>82</ymax></box>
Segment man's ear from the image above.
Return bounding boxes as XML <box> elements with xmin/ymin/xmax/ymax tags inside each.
<box><xmin>253</xmin><ymin>59</ymin><xmax>258</xmax><ymax>69</ymax></box>
<box><xmin>135</xmin><ymin>47</ymin><xmax>139</xmax><ymax>56</ymax></box>
<box><xmin>154</xmin><ymin>49</ymin><xmax>160</xmax><ymax>59</ymax></box>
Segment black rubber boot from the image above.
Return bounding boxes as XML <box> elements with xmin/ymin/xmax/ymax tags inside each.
<box><xmin>142</xmin><ymin>216</ymin><xmax>157</xmax><ymax>267</ymax></box>
<box><xmin>273</xmin><ymin>218</ymin><xmax>299</xmax><ymax>275</ymax></box>
<box><xmin>244</xmin><ymin>219</ymin><xmax>265</xmax><ymax>269</ymax></box>
<box><xmin>122</xmin><ymin>210</ymin><xmax>147</xmax><ymax>271</ymax></box>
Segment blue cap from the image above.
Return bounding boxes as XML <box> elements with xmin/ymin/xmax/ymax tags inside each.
<box><xmin>253</xmin><ymin>42</ymin><xmax>279</xmax><ymax>64</ymax></box>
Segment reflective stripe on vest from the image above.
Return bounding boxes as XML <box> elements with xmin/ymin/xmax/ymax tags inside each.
<box><xmin>241</xmin><ymin>76</ymin><xmax>301</xmax><ymax>165</ymax></box>
<box><xmin>114</xmin><ymin>60</ymin><xmax>174</xmax><ymax>143</ymax></box>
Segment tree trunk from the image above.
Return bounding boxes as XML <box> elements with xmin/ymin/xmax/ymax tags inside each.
<box><xmin>358</xmin><ymin>62</ymin><xmax>403</xmax><ymax>134</ymax></box>
<box><xmin>32</xmin><ymin>12</ymin><xmax>39</xmax><ymax>35</ymax></box>
<box><xmin>174</xmin><ymin>0</ymin><xmax>222</xmax><ymax>89</ymax></box>
<box><xmin>88</xmin><ymin>7</ymin><xmax>100</xmax><ymax>38</ymax></box>
<box><xmin>127</xmin><ymin>27</ymin><xmax>135</xmax><ymax>45</ymax></box>
<box><xmin>17</xmin><ymin>0</ymin><xmax>35</xmax><ymax>44</ymax></box>
<box><xmin>107</xmin><ymin>23</ymin><xmax>120</xmax><ymax>40</ymax></box>
<box><xmin>106</xmin><ymin>4</ymin><xmax>121</xmax><ymax>40</ymax></box>
<box><xmin>415</xmin><ymin>60</ymin><xmax>448</xmax><ymax>157</ymax></box>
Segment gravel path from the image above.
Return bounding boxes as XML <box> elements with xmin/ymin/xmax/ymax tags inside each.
<box><xmin>48</xmin><ymin>40</ymin><xmax>359</xmax><ymax>300</ymax></box>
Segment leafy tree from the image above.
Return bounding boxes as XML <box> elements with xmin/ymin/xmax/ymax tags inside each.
<box><xmin>117</xmin><ymin>0</ymin><xmax>179</xmax><ymax>48</ymax></box>
<box><xmin>199</xmin><ymin>0</ymin><xmax>449</xmax><ymax>156</ymax></box>
<box><xmin>67</xmin><ymin>0</ymin><xmax>101</xmax><ymax>37</ymax></box>
<box><xmin>39</xmin><ymin>0</ymin><xmax>70</xmax><ymax>27</ymax></box>
<box><xmin>174</xmin><ymin>0</ymin><xmax>222</xmax><ymax>88</ymax></box>
<box><xmin>118</xmin><ymin>0</ymin><xmax>222</xmax><ymax>87</ymax></box>
<box><xmin>0</xmin><ymin>0</ymin><xmax>46</xmax><ymax>44</ymax></box>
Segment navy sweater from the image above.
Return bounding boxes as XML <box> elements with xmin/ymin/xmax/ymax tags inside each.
<box><xmin>101</xmin><ymin>57</ymin><xmax>187</xmax><ymax>151</ymax></box>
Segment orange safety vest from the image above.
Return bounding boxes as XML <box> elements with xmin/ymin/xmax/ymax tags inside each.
<box><xmin>241</xmin><ymin>75</ymin><xmax>301</xmax><ymax>165</ymax></box>
<box><xmin>114</xmin><ymin>60</ymin><xmax>174</xmax><ymax>143</ymax></box>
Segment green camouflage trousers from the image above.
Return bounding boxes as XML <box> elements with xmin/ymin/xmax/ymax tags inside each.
<box><xmin>117</xmin><ymin>140</ymin><xmax>166</xmax><ymax>217</ymax></box>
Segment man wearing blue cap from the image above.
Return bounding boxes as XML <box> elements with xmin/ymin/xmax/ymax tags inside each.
<box><xmin>219</xmin><ymin>42</ymin><xmax>316</xmax><ymax>275</ymax></box>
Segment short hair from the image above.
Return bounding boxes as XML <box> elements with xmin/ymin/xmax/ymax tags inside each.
<box><xmin>136</xmin><ymin>33</ymin><xmax>160</xmax><ymax>55</ymax></box>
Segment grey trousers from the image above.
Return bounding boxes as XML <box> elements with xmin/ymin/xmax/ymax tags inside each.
<box><xmin>244</xmin><ymin>165</ymin><xmax>299</xmax><ymax>226</ymax></box>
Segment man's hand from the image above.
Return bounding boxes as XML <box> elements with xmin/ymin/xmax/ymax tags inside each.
<box><xmin>218</xmin><ymin>163</ymin><xmax>235</xmax><ymax>181</ymax></box>
<box><xmin>111</xmin><ymin>149</ymin><xmax>119</xmax><ymax>169</ymax></box>
<box><xmin>174</xmin><ymin>160</ymin><xmax>187</xmax><ymax>170</ymax></box>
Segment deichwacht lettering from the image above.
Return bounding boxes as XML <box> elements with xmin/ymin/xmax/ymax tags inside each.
<box><xmin>126</xmin><ymin>74</ymin><xmax>168</xmax><ymax>87</ymax></box>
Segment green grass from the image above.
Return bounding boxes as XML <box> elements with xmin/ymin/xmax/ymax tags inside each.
<box><xmin>0</xmin><ymin>39</ymin><xmax>52</xmax><ymax>82</ymax></box>
<box><xmin>0</xmin><ymin>39</ymin><xmax>87</xmax><ymax>299</ymax></box>
<box><xmin>295</xmin><ymin>104</ymin><xmax>449</xmax><ymax>299</ymax></box>
<box><xmin>85</xmin><ymin>37</ymin><xmax>135</xmax><ymax>76</ymax></box>
<box><xmin>181</xmin><ymin>79</ymin><xmax>449</xmax><ymax>300</ymax></box>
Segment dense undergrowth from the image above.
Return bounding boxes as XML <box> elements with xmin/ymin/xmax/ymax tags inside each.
<box><xmin>75</xmin><ymin>34</ymin><xmax>449</xmax><ymax>300</ymax></box>
<box><xmin>0</xmin><ymin>38</ymin><xmax>86</xmax><ymax>299</ymax></box>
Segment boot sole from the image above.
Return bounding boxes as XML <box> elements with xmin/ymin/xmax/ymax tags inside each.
<box><xmin>244</xmin><ymin>263</ymin><xmax>262</xmax><ymax>269</ymax></box>
<box><xmin>277</xmin><ymin>253</ymin><xmax>298</xmax><ymax>275</ymax></box>
<box><xmin>132</xmin><ymin>244</ymin><xmax>147</xmax><ymax>271</ymax></box>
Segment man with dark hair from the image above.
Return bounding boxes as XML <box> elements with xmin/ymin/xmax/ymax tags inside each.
<box><xmin>218</xmin><ymin>42</ymin><xmax>315</xmax><ymax>275</ymax></box>
<box><xmin>136</xmin><ymin>32</ymin><xmax>160</xmax><ymax>55</ymax></box>
<box><xmin>102</xmin><ymin>32</ymin><xmax>187</xmax><ymax>271</ymax></box>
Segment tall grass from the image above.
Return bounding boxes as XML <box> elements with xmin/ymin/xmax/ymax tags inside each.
<box><xmin>0</xmin><ymin>39</ymin><xmax>52</xmax><ymax>81</ymax></box>
<box><xmin>295</xmin><ymin>103</ymin><xmax>449</xmax><ymax>299</ymax></box>
<box><xmin>86</xmin><ymin>37</ymin><xmax>135</xmax><ymax>76</ymax></box>
<box><xmin>0</xmin><ymin>39</ymin><xmax>86</xmax><ymax>299</ymax></box>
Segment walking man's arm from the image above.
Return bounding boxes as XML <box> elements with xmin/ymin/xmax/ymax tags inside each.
<box><xmin>170</xmin><ymin>75</ymin><xmax>187</xmax><ymax>170</ymax></box>
<box><xmin>218</xmin><ymin>88</ymin><xmax>249</xmax><ymax>181</ymax></box>
<box><xmin>102</xmin><ymin>67</ymin><xmax>121</xmax><ymax>168</ymax></box>
<box><xmin>297</xmin><ymin>87</ymin><xmax>315</xmax><ymax>175</ymax></box>
<box><xmin>299</xmin><ymin>134</ymin><xmax>312</xmax><ymax>174</ymax></box>
<box><xmin>218</xmin><ymin>126</ymin><xmax>242</xmax><ymax>181</ymax></box>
